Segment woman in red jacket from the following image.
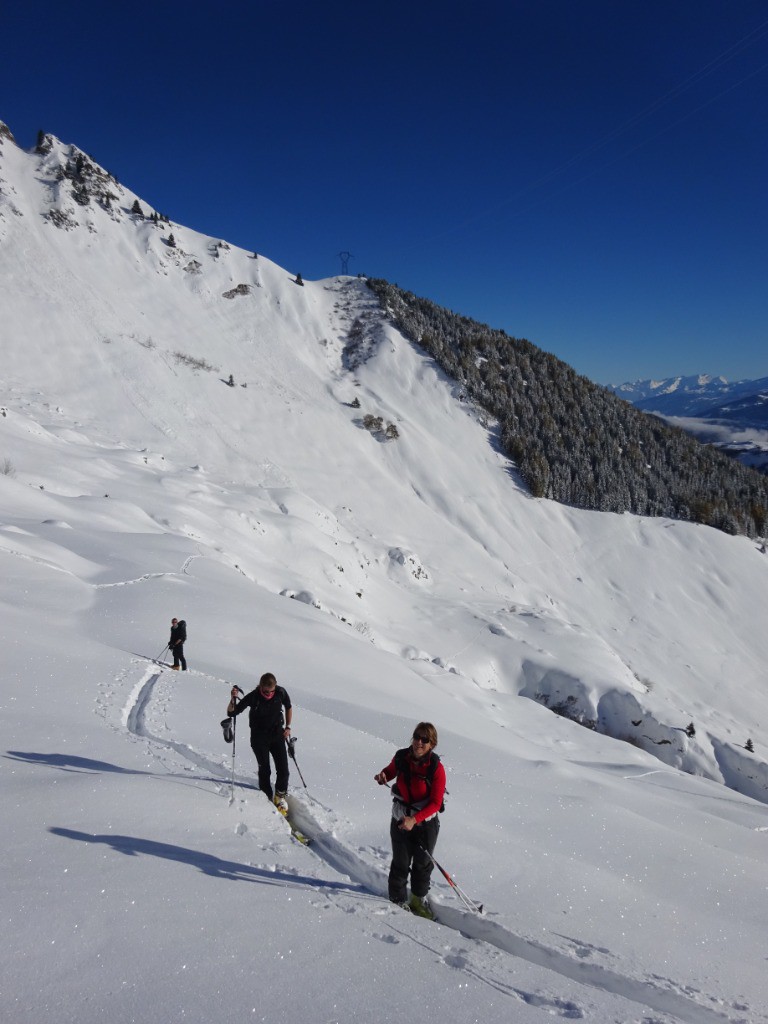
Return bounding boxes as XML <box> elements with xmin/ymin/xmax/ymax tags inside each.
<box><xmin>374</xmin><ymin>722</ymin><xmax>446</xmax><ymax>917</ymax></box>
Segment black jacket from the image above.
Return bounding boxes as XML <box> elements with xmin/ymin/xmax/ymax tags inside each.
<box><xmin>170</xmin><ymin>620</ymin><xmax>187</xmax><ymax>646</ymax></box>
<box><xmin>232</xmin><ymin>685</ymin><xmax>291</xmax><ymax>736</ymax></box>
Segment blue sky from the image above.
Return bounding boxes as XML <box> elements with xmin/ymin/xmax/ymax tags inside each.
<box><xmin>2</xmin><ymin>1</ymin><xmax>767</xmax><ymax>385</ymax></box>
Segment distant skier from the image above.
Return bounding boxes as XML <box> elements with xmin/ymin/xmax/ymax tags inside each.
<box><xmin>227</xmin><ymin>673</ymin><xmax>292</xmax><ymax>811</ymax></box>
<box><xmin>169</xmin><ymin>617</ymin><xmax>187</xmax><ymax>671</ymax></box>
<box><xmin>374</xmin><ymin>722</ymin><xmax>446</xmax><ymax>918</ymax></box>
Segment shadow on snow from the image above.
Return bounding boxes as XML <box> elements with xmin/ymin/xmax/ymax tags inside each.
<box><xmin>48</xmin><ymin>825</ymin><xmax>379</xmax><ymax>901</ymax></box>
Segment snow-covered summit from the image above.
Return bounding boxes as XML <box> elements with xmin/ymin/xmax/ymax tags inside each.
<box><xmin>609</xmin><ymin>372</ymin><xmax>768</xmax><ymax>417</ymax></box>
<box><xmin>611</xmin><ymin>373</ymin><xmax>730</xmax><ymax>405</ymax></box>
<box><xmin>2</xmin><ymin>124</ymin><xmax>768</xmax><ymax>1023</ymax></box>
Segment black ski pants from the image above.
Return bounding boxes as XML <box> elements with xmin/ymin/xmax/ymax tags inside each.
<box><xmin>250</xmin><ymin>731</ymin><xmax>289</xmax><ymax>800</ymax></box>
<box><xmin>388</xmin><ymin>816</ymin><xmax>440</xmax><ymax>902</ymax></box>
<box><xmin>172</xmin><ymin>643</ymin><xmax>187</xmax><ymax>670</ymax></box>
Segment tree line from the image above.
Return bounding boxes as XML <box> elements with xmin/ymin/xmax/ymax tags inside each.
<box><xmin>366</xmin><ymin>279</ymin><xmax>767</xmax><ymax>538</ymax></box>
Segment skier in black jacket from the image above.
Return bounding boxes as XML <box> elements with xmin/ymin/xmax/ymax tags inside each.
<box><xmin>227</xmin><ymin>673</ymin><xmax>292</xmax><ymax>811</ymax></box>
<box><xmin>169</xmin><ymin>617</ymin><xmax>187</xmax><ymax>671</ymax></box>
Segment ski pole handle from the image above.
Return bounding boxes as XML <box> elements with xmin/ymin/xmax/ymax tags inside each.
<box><xmin>286</xmin><ymin>737</ymin><xmax>308</xmax><ymax>787</ymax></box>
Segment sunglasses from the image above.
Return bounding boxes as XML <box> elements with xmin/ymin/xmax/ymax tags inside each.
<box><xmin>412</xmin><ymin>734</ymin><xmax>431</xmax><ymax>744</ymax></box>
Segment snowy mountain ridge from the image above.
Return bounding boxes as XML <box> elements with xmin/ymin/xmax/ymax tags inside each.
<box><xmin>2</xmin><ymin>123</ymin><xmax>768</xmax><ymax>1024</ymax></box>
<box><xmin>610</xmin><ymin>372</ymin><xmax>768</xmax><ymax>417</ymax></box>
<box><xmin>616</xmin><ymin>373</ymin><xmax>728</xmax><ymax>395</ymax></box>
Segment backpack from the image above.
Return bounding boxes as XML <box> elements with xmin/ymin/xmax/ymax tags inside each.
<box><xmin>246</xmin><ymin>684</ymin><xmax>288</xmax><ymax>735</ymax></box>
<box><xmin>177</xmin><ymin>620</ymin><xmax>187</xmax><ymax>642</ymax></box>
<box><xmin>393</xmin><ymin>748</ymin><xmax>445</xmax><ymax>813</ymax></box>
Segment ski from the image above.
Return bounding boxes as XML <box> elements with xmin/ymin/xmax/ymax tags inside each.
<box><xmin>289</xmin><ymin>825</ymin><xmax>311</xmax><ymax>846</ymax></box>
<box><xmin>273</xmin><ymin>802</ymin><xmax>311</xmax><ymax>846</ymax></box>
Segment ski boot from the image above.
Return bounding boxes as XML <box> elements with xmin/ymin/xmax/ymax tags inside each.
<box><xmin>273</xmin><ymin>791</ymin><xmax>288</xmax><ymax>815</ymax></box>
<box><xmin>408</xmin><ymin>894</ymin><xmax>435</xmax><ymax>920</ymax></box>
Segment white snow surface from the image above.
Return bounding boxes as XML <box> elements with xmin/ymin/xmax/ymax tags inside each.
<box><xmin>2</xmin><ymin>129</ymin><xmax>768</xmax><ymax>1024</ymax></box>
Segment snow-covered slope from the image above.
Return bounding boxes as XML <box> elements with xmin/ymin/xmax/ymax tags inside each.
<box><xmin>2</xmin><ymin>126</ymin><xmax>768</xmax><ymax>1024</ymax></box>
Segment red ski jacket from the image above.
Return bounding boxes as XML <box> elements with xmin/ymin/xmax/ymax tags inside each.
<box><xmin>380</xmin><ymin>749</ymin><xmax>446</xmax><ymax>823</ymax></box>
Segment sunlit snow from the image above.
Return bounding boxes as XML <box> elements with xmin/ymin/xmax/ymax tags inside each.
<box><xmin>2</xmin><ymin>128</ymin><xmax>767</xmax><ymax>1024</ymax></box>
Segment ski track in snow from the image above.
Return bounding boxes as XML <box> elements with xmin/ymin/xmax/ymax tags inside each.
<box><xmin>0</xmin><ymin>544</ymin><xmax>201</xmax><ymax>588</ymax></box>
<box><xmin>118</xmin><ymin>661</ymin><xmax>753</xmax><ymax>1024</ymax></box>
<box><xmin>96</xmin><ymin>553</ymin><xmax>200</xmax><ymax>588</ymax></box>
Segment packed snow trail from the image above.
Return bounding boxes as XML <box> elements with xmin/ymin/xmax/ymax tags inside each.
<box><xmin>118</xmin><ymin>662</ymin><xmax>752</xmax><ymax>1024</ymax></box>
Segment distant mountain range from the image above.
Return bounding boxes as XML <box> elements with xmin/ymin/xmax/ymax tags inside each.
<box><xmin>610</xmin><ymin>374</ymin><xmax>768</xmax><ymax>472</ymax></box>
<box><xmin>610</xmin><ymin>373</ymin><xmax>768</xmax><ymax>422</ymax></box>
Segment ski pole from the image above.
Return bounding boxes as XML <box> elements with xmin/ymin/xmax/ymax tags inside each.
<box><xmin>379</xmin><ymin>783</ymin><xmax>483</xmax><ymax>914</ymax></box>
<box><xmin>153</xmin><ymin>644</ymin><xmax>170</xmax><ymax>664</ymax></box>
<box><xmin>286</xmin><ymin>737</ymin><xmax>307</xmax><ymax>788</ymax></box>
<box><xmin>228</xmin><ymin>687</ymin><xmax>244</xmax><ymax>804</ymax></box>
<box><xmin>419</xmin><ymin>846</ymin><xmax>483</xmax><ymax>914</ymax></box>
<box><xmin>229</xmin><ymin>696</ymin><xmax>238</xmax><ymax>804</ymax></box>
